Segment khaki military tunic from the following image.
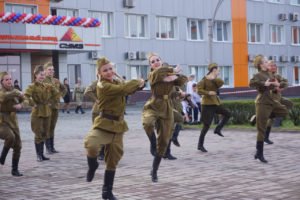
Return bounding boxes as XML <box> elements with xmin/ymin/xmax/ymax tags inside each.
<box><xmin>249</xmin><ymin>71</ymin><xmax>288</xmax><ymax>141</ymax></box>
<box><xmin>267</xmin><ymin>73</ymin><xmax>293</xmax><ymax>127</ymax></box>
<box><xmin>197</xmin><ymin>77</ymin><xmax>230</xmax><ymax>126</ymax></box>
<box><xmin>44</xmin><ymin>76</ymin><xmax>66</xmax><ymax>138</ymax></box>
<box><xmin>0</xmin><ymin>87</ymin><xmax>23</xmax><ymax>160</ymax></box>
<box><xmin>170</xmin><ymin>87</ymin><xmax>184</xmax><ymax>124</ymax></box>
<box><xmin>74</xmin><ymin>85</ymin><xmax>85</xmax><ymax>106</ymax></box>
<box><xmin>84</xmin><ymin>80</ymin><xmax>100</xmax><ymax>122</ymax></box>
<box><xmin>24</xmin><ymin>82</ymin><xmax>59</xmax><ymax>144</ymax></box>
<box><xmin>84</xmin><ymin>79</ymin><xmax>140</xmax><ymax>170</ymax></box>
<box><xmin>142</xmin><ymin>67</ymin><xmax>187</xmax><ymax>156</ymax></box>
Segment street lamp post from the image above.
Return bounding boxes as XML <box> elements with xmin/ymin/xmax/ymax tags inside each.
<box><xmin>208</xmin><ymin>0</ymin><xmax>224</xmax><ymax>64</ymax></box>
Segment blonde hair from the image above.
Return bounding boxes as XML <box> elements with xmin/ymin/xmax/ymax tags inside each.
<box><xmin>0</xmin><ymin>71</ymin><xmax>9</xmax><ymax>82</ymax></box>
<box><xmin>34</xmin><ymin>65</ymin><xmax>44</xmax><ymax>77</ymax></box>
<box><xmin>43</xmin><ymin>62</ymin><xmax>53</xmax><ymax>70</ymax></box>
<box><xmin>96</xmin><ymin>57</ymin><xmax>111</xmax><ymax>73</ymax></box>
<box><xmin>147</xmin><ymin>52</ymin><xmax>160</xmax><ymax>63</ymax></box>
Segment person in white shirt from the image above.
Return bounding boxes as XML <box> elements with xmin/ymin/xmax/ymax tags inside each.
<box><xmin>186</xmin><ymin>74</ymin><xmax>196</xmax><ymax>95</ymax></box>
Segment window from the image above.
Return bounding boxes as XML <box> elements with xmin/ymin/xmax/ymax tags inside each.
<box><xmin>129</xmin><ymin>65</ymin><xmax>149</xmax><ymax>89</ymax></box>
<box><xmin>248</xmin><ymin>23</ymin><xmax>263</xmax><ymax>43</ymax></box>
<box><xmin>291</xmin><ymin>0</ymin><xmax>300</xmax><ymax>5</ymax></box>
<box><xmin>125</xmin><ymin>14</ymin><xmax>147</xmax><ymax>38</ymax></box>
<box><xmin>248</xmin><ymin>65</ymin><xmax>258</xmax><ymax>80</ymax></box>
<box><xmin>270</xmin><ymin>25</ymin><xmax>284</xmax><ymax>44</ymax></box>
<box><xmin>189</xmin><ymin>66</ymin><xmax>206</xmax><ymax>82</ymax></box>
<box><xmin>52</xmin><ymin>8</ymin><xmax>78</xmax><ymax>17</ymax></box>
<box><xmin>89</xmin><ymin>11</ymin><xmax>113</xmax><ymax>36</ymax></box>
<box><xmin>0</xmin><ymin>56</ymin><xmax>21</xmax><ymax>88</ymax></box>
<box><xmin>219</xmin><ymin>66</ymin><xmax>232</xmax><ymax>86</ymax></box>
<box><xmin>276</xmin><ymin>66</ymin><xmax>287</xmax><ymax>77</ymax></box>
<box><xmin>292</xmin><ymin>26</ymin><xmax>300</xmax><ymax>45</ymax></box>
<box><xmin>214</xmin><ymin>21</ymin><xmax>230</xmax><ymax>42</ymax></box>
<box><xmin>187</xmin><ymin>19</ymin><xmax>204</xmax><ymax>41</ymax></box>
<box><xmin>156</xmin><ymin>16</ymin><xmax>177</xmax><ymax>39</ymax></box>
<box><xmin>294</xmin><ymin>66</ymin><xmax>300</xmax><ymax>85</ymax></box>
<box><xmin>268</xmin><ymin>0</ymin><xmax>281</xmax><ymax>3</ymax></box>
<box><xmin>5</xmin><ymin>3</ymin><xmax>37</xmax><ymax>14</ymax></box>
<box><xmin>68</xmin><ymin>64</ymin><xmax>81</xmax><ymax>89</ymax></box>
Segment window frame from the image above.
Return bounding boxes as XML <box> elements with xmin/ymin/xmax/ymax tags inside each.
<box><xmin>213</xmin><ymin>21</ymin><xmax>231</xmax><ymax>42</ymax></box>
<box><xmin>88</xmin><ymin>11</ymin><xmax>113</xmax><ymax>37</ymax></box>
<box><xmin>269</xmin><ymin>24</ymin><xmax>285</xmax><ymax>45</ymax></box>
<box><xmin>5</xmin><ymin>3</ymin><xmax>37</xmax><ymax>14</ymax></box>
<box><xmin>292</xmin><ymin>26</ymin><xmax>300</xmax><ymax>45</ymax></box>
<box><xmin>156</xmin><ymin>16</ymin><xmax>177</xmax><ymax>40</ymax></box>
<box><xmin>268</xmin><ymin>0</ymin><xmax>282</xmax><ymax>3</ymax></box>
<box><xmin>187</xmin><ymin>18</ymin><xmax>205</xmax><ymax>41</ymax></box>
<box><xmin>55</xmin><ymin>8</ymin><xmax>79</xmax><ymax>17</ymax></box>
<box><xmin>290</xmin><ymin>0</ymin><xmax>300</xmax><ymax>5</ymax></box>
<box><xmin>125</xmin><ymin>14</ymin><xmax>148</xmax><ymax>39</ymax></box>
<box><xmin>128</xmin><ymin>65</ymin><xmax>150</xmax><ymax>89</ymax></box>
<box><xmin>248</xmin><ymin>23</ymin><xmax>263</xmax><ymax>44</ymax></box>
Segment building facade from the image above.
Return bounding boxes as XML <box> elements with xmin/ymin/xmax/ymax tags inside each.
<box><xmin>0</xmin><ymin>0</ymin><xmax>300</xmax><ymax>98</ymax></box>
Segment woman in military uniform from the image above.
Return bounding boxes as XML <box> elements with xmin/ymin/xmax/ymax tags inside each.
<box><xmin>0</xmin><ymin>72</ymin><xmax>24</xmax><ymax>176</ymax></box>
<box><xmin>84</xmin><ymin>57</ymin><xmax>144</xmax><ymax>200</ymax></box>
<box><xmin>74</xmin><ymin>79</ymin><xmax>86</xmax><ymax>114</ymax></box>
<box><xmin>196</xmin><ymin>63</ymin><xmax>231</xmax><ymax>153</ymax></box>
<box><xmin>264</xmin><ymin>61</ymin><xmax>293</xmax><ymax>144</ymax></box>
<box><xmin>142</xmin><ymin>53</ymin><xmax>187</xmax><ymax>182</ymax></box>
<box><xmin>43</xmin><ymin>62</ymin><xmax>67</xmax><ymax>154</ymax></box>
<box><xmin>84</xmin><ymin>78</ymin><xmax>105</xmax><ymax>160</ymax></box>
<box><xmin>24</xmin><ymin>65</ymin><xmax>59</xmax><ymax>162</ymax></box>
<box><xmin>249</xmin><ymin>55</ymin><xmax>288</xmax><ymax>163</ymax></box>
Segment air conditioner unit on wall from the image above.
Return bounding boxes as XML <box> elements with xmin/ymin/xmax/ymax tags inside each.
<box><xmin>89</xmin><ymin>51</ymin><xmax>98</xmax><ymax>60</ymax></box>
<box><xmin>123</xmin><ymin>0</ymin><xmax>135</xmax><ymax>8</ymax></box>
<box><xmin>248</xmin><ymin>54</ymin><xmax>255</xmax><ymax>62</ymax></box>
<box><xmin>137</xmin><ymin>51</ymin><xmax>147</xmax><ymax>60</ymax></box>
<box><xmin>279</xmin><ymin>55</ymin><xmax>288</xmax><ymax>63</ymax></box>
<box><xmin>291</xmin><ymin>56</ymin><xmax>300</xmax><ymax>63</ymax></box>
<box><xmin>50</xmin><ymin>0</ymin><xmax>63</xmax><ymax>2</ymax></box>
<box><xmin>278</xmin><ymin>13</ymin><xmax>287</xmax><ymax>21</ymax></box>
<box><xmin>125</xmin><ymin>51</ymin><xmax>137</xmax><ymax>60</ymax></box>
<box><xmin>268</xmin><ymin>55</ymin><xmax>278</xmax><ymax>62</ymax></box>
<box><xmin>290</xmin><ymin>12</ymin><xmax>299</xmax><ymax>22</ymax></box>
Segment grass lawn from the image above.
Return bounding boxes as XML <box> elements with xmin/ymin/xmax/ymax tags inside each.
<box><xmin>183</xmin><ymin>119</ymin><xmax>300</xmax><ymax>132</ymax></box>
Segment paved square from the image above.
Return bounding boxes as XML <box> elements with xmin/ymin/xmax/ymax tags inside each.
<box><xmin>1</xmin><ymin>105</ymin><xmax>300</xmax><ymax>200</ymax></box>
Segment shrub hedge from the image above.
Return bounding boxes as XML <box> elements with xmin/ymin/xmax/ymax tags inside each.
<box><xmin>220</xmin><ymin>98</ymin><xmax>300</xmax><ymax>126</ymax></box>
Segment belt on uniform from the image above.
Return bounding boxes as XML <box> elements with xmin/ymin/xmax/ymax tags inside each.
<box><xmin>152</xmin><ymin>95</ymin><xmax>169</xmax><ymax>100</ymax></box>
<box><xmin>99</xmin><ymin>112</ymin><xmax>120</xmax><ymax>121</ymax></box>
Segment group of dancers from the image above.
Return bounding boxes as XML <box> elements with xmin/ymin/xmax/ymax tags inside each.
<box><xmin>0</xmin><ymin>53</ymin><xmax>292</xmax><ymax>200</ymax></box>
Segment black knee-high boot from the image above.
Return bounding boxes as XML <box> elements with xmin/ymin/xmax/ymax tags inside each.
<box><xmin>45</xmin><ymin>138</ymin><xmax>53</xmax><ymax>154</ymax></box>
<box><xmin>102</xmin><ymin>170</ymin><xmax>118</xmax><ymax>200</ymax></box>
<box><xmin>264</xmin><ymin>126</ymin><xmax>273</xmax><ymax>144</ymax></box>
<box><xmin>50</xmin><ymin>137</ymin><xmax>59</xmax><ymax>153</ymax></box>
<box><xmin>254</xmin><ymin>141</ymin><xmax>268</xmax><ymax>163</ymax></box>
<box><xmin>163</xmin><ymin>140</ymin><xmax>176</xmax><ymax>160</ymax></box>
<box><xmin>172</xmin><ymin>124</ymin><xmax>181</xmax><ymax>147</ymax></box>
<box><xmin>0</xmin><ymin>146</ymin><xmax>10</xmax><ymax>165</ymax></box>
<box><xmin>35</xmin><ymin>143</ymin><xmax>43</xmax><ymax>162</ymax></box>
<box><xmin>198</xmin><ymin>125</ymin><xmax>209</xmax><ymax>152</ymax></box>
<box><xmin>86</xmin><ymin>157</ymin><xmax>99</xmax><ymax>182</ymax></box>
<box><xmin>214</xmin><ymin>115</ymin><xmax>230</xmax><ymax>137</ymax></box>
<box><xmin>11</xmin><ymin>158</ymin><xmax>23</xmax><ymax>176</ymax></box>
<box><xmin>151</xmin><ymin>155</ymin><xmax>162</xmax><ymax>182</ymax></box>
<box><xmin>40</xmin><ymin>142</ymin><xmax>50</xmax><ymax>161</ymax></box>
<box><xmin>147</xmin><ymin>132</ymin><xmax>156</xmax><ymax>157</ymax></box>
